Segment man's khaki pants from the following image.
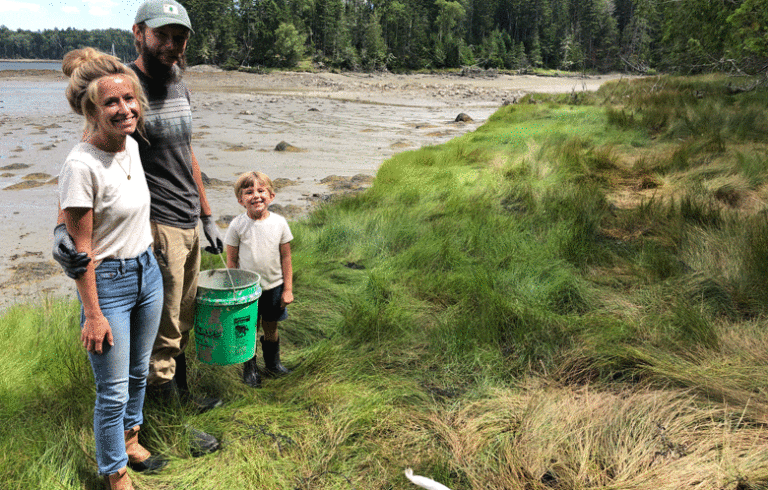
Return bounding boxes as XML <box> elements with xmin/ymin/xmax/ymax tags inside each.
<box><xmin>147</xmin><ymin>221</ymin><xmax>200</xmax><ymax>386</ymax></box>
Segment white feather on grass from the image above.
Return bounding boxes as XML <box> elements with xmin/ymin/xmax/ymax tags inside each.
<box><xmin>404</xmin><ymin>468</ymin><xmax>453</xmax><ymax>490</ymax></box>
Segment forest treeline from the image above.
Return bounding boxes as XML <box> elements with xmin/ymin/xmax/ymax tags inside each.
<box><xmin>1</xmin><ymin>0</ymin><xmax>766</xmax><ymax>74</ymax></box>
<box><xmin>0</xmin><ymin>27</ymin><xmax>136</xmax><ymax>64</ymax></box>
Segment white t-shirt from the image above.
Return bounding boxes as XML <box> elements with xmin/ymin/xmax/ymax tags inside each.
<box><xmin>59</xmin><ymin>137</ymin><xmax>153</xmax><ymax>262</ymax></box>
<box><xmin>224</xmin><ymin>212</ymin><xmax>293</xmax><ymax>290</ymax></box>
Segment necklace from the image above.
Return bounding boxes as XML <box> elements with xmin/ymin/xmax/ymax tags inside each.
<box><xmin>84</xmin><ymin>132</ymin><xmax>131</xmax><ymax>179</ymax></box>
<box><xmin>115</xmin><ymin>151</ymin><xmax>131</xmax><ymax>180</ymax></box>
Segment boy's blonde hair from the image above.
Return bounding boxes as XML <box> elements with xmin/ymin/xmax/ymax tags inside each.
<box><xmin>234</xmin><ymin>171</ymin><xmax>274</xmax><ymax>198</ymax></box>
<box><xmin>62</xmin><ymin>47</ymin><xmax>148</xmax><ymax>137</ymax></box>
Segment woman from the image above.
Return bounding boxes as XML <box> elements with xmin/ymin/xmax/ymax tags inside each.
<box><xmin>59</xmin><ymin>48</ymin><xmax>166</xmax><ymax>490</ymax></box>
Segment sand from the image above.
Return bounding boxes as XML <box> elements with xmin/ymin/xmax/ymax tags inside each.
<box><xmin>0</xmin><ymin>67</ymin><xmax>629</xmax><ymax>310</ymax></box>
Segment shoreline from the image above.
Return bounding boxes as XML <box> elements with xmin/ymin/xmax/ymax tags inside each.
<box><xmin>0</xmin><ymin>69</ymin><xmax>631</xmax><ymax>311</ymax></box>
<box><xmin>0</xmin><ymin>58</ymin><xmax>61</xmax><ymax>62</ymax></box>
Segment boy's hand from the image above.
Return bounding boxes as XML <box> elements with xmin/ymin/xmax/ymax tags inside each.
<box><xmin>281</xmin><ymin>290</ymin><xmax>293</xmax><ymax>308</ymax></box>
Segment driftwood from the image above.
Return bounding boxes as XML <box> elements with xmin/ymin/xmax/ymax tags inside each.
<box><xmin>726</xmin><ymin>76</ymin><xmax>767</xmax><ymax>94</ymax></box>
<box><xmin>620</xmin><ymin>55</ymin><xmax>650</xmax><ymax>74</ymax></box>
<box><xmin>460</xmin><ymin>65</ymin><xmax>498</xmax><ymax>78</ymax></box>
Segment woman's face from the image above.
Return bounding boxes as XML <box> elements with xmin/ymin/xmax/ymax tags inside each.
<box><xmin>91</xmin><ymin>75</ymin><xmax>140</xmax><ymax>142</ymax></box>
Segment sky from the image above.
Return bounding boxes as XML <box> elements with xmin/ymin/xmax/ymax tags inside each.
<box><xmin>0</xmin><ymin>0</ymin><xmax>145</xmax><ymax>31</ymax></box>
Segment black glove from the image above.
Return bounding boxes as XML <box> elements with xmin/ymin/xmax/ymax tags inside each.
<box><xmin>52</xmin><ymin>223</ymin><xmax>91</xmax><ymax>279</ymax></box>
<box><xmin>201</xmin><ymin>215</ymin><xmax>224</xmax><ymax>255</ymax></box>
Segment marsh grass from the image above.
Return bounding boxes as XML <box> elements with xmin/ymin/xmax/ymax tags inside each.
<box><xmin>5</xmin><ymin>74</ymin><xmax>768</xmax><ymax>489</ymax></box>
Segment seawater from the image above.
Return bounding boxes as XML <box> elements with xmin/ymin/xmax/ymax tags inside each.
<box><xmin>1</xmin><ymin>60</ymin><xmax>68</xmax><ymax>117</ymax></box>
<box><xmin>0</xmin><ymin>60</ymin><xmax>61</xmax><ymax>71</ymax></box>
<box><xmin>0</xmin><ymin>80</ymin><xmax>69</xmax><ymax>116</ymax></box>
<box><xmin>0</xmin><ymin>57</ymin><xmax>69</xmax><ymax>115</ymax></box>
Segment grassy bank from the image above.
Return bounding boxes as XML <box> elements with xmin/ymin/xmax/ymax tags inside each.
<box><xmin>3</xmin><ymin>74</ymin><xmax>768</xmax><ymax>489</ymax></box>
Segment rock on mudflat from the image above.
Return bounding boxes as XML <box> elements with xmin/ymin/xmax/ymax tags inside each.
<box><xmin>2</xmin><ymin>261</ymin><xmax>60</xmax><ymax>286</ymax></box>
<box><xmin>272</xmin><ymin>177</ymin><xmax>298</xmax><ymax>191</ymax></box>
<box><xmin>200</xmin><ymin>172</ymin><xmax>233</xmax><ymax>188</ymax></box>
<box><xmin>22</xmin><ymin>173</ymin><xmax>52</xmax><ymax>181</ymax></box>
<box><xmin>320</xmin><ymin>174</ymin><xmax>374</xmax><ymax>191</ymax></box>
<box><xmin>454</xmin><ymin>113</ymin><xmax>473</xmax><ymax>122</ymax></box>
<box><xmin>3</xmin><ymin>180</ymin><xmax>46</xmax><ymax>190</ymax></box>
<box><xmin>268</xmin><ymin>203</ymin><xmax>306</xmax><ymax>220</ymax></box>
<box><xmin>216</xmin><ymin>215</ymin><xmax>237</xmax><ymax>227</ymax></box>
<box><xmin>275</xmin><ymin>141</ymin><xmax>303</xmax><ymax>152</ymax></box>
<box><xmin>0</xmin><ymin>163</ymin><xmax>31</xmax><ymax>171</ymax></box>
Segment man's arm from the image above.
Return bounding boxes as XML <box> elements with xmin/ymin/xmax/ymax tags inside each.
<box><xmin>191</xmin><ymin>148</ymin><xmax>223</xmax><ymax>254</ymax></box>
<box><xmin>53</xmin><ymin>203</ymin><xmax>91</xmax><ymax>278</ymax></box>
<box><xmin>190</xmin><ymin>148</ymin><xmax>212</xmax><ymax>217</ymax></box>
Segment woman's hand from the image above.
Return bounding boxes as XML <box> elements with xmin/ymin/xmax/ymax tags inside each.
<box><xmin>81</xmin><ymin>314</ymin><xmax>114</xmax><ymax>354</ymax></box>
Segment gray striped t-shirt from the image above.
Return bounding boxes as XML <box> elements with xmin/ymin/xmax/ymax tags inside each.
<box><xmin>130</xmin><ymin>63</ymin><xmax>200</xmax><ymax>229</ymax></box>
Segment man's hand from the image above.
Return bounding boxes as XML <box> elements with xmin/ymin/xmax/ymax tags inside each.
<box><xmin>201</xmin><ymin>215</ymin><xmax>224</xmax><ymax>255</ymax></box>
<box><xmin>52</xmin><ymin>223</ymin><xmax>91</xmax><ymax>279</ymax></box>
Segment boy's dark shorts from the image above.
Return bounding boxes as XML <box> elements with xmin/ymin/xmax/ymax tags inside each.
<box><xmin>259</xmin><ymin>284</ymin><xmax>288</xmax><ymax>322</ymax></box>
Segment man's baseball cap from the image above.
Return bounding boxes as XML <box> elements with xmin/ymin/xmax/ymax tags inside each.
<box><xmin>135</xmin><ymin>0</ymin><xmax>194</xmax><ymax>33</ymax></box>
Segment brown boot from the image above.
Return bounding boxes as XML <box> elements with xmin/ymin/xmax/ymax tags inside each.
<box><xmin>124</xmin><ymin>426</ymin><xmax>167</xmax><ymax>473</ymax></box>
<box><xmin>104</xmin><ymin>467</ymin><xmax>133</xmax><ymax>490</ymax></box>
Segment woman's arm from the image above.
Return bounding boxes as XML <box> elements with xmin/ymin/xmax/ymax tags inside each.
<box><xmin>279</xmin><ymin>242</ymin><xmax>293</xmax><ymax>307</ymax></box>
<box><xmin>63</xmin><ymin>207</ymin><xmax>113</xmax><ymax>354</ymax></box>
<box><xmin>226</xmin><ymin>244</ymin><xmax>239</xmax><ymax>269</ymax></box>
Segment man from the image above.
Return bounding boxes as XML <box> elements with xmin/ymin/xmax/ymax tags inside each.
<box><xmin>53</xmin><ymin>0</ymin><xmax>224</xmax><ymax>455</ymax></box>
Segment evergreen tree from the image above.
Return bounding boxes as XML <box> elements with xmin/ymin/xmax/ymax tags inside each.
<box><xmin>272</xmin><ymin>21</ymin><xmax>306</xmax><ymax>67</ymax></box>
<box><xmin>381</xmin><ymin>0</ymin><xmax>409</xmax><ymax>69</ymax></box>
<box><xmin>620</xmin><ymin>0</ymin><xmax>658</xmax><ymax>72</ymax></box>
<box><xmin>561</xmin><ymin>27</ymin><xmax>584</xmax><ymax>71</ymax></box>
<box><xmin>361</xmin><ymin>11</ymin><xmax>388</xmax><ymax>69</ymax></box>
<box><xmin>180</xmin><ymin>0</ymin><xmax>237</xmax><ymax>65</ymax></box>
<box><xmin>529</xmin><ymin>30</ymin><xmax>544</xmax><ymax>68</ymax></box>
<box><xmin>727</xmin><ymin>0</ymin><xmax>768</xmax><ymax>71</ymax></box>
<box><xmin>659</xmin><ymin>0</ymin><xmax>739</xmax><ymax>72</ymax></box>
<box><xmin>434</xmin><ymin>0</ymin><xmax>466</xmax><ymax>43</ymax></box>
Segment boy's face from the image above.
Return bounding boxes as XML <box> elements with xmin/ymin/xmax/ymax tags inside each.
<box><xmin>238</xmin><ymin>182</ymin><xmax>275</xmax><ymax>219</ymax></box>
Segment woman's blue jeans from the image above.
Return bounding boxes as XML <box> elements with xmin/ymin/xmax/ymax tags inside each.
<box><xmin>80</xmin><ymin>247</ymin><xmax>163</xmax><ymax>475</ymax></box>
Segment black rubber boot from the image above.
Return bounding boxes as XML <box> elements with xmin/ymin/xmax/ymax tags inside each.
<box><xmin>174</xmin><ymin>352</ymin><xmax>222</xmax><ymax>413</ymax></box>
<box><xmin>260</xmin><ymin>336</ymin><xmax>291</xmax><ymax>378</ymax></box>
<box><xmin>242</xmin><ymin>355</ymin><xmax>262</xmax><ymax>388</ymax></box>
<box><xmin>187</xmin><ymin>425</ymin><xmax>221</xmax><ymax>457</ymax></box>
<box><xmin>169</xmin><ymin>353</ymin><xmax>222</xmax><ymax>456</ymax></box>
<box><xmin>145</xmin><ymin>378</ymin><xmax>181</xmax><ymax>407</ymax></box>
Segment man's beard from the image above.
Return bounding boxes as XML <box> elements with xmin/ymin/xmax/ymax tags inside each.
<box><xmin>142</xmin><ymin>45</ymin><xmax>186</xmax><ymax>84</ymax></box>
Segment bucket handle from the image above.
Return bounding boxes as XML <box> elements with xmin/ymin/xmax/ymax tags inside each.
<box><xmin>216</xmin><ymin>252</ymin><xmax>239</xmax><ymax>300</ymax></box>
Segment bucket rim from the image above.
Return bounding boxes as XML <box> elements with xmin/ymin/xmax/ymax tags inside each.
<box><xmin>197</xmin><ymin>268</ymin><xmax>261</xmax><ymax>291</ymax></box>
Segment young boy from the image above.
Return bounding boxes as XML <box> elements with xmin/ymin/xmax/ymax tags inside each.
<box><xmin>225</xmin><ymin>171</ymin><xmax>294</xmax><ymax>388</ymax></box>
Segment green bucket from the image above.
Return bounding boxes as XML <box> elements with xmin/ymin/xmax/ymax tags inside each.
<box><xmin>193</xmin><ymin>269</ymin><xmax>262</xmax><ymax>365</ymax></box>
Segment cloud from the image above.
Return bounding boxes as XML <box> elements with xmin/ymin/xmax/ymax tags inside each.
<box><xmin>0</xmin><ymin>0</ymin><xmax>42</xmax><ymax>13</ymax></box>
<box><xmin>89</xmin><ymin>6</ymin><xmax>110</xmax><ymax>16</ymax></box>
<box><xmin>82</xmin><ymin>0</ymin><xmax>117</xmax><ymax>17</ymax></box>
<box><xmin>84</xmin><ymin>0</ymin><xmax>117</xmax><ymax>7</ymax></box>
